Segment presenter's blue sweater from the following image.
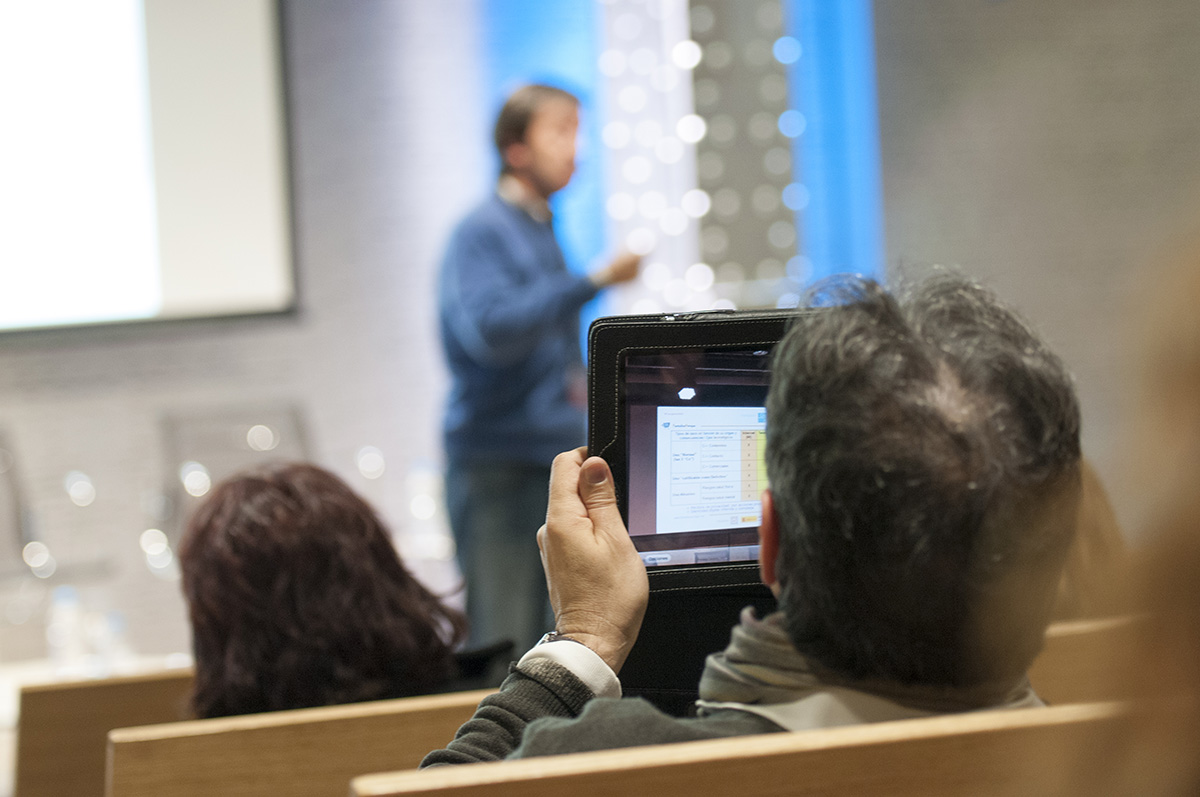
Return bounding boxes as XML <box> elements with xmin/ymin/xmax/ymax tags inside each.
<box><xmin>438</xmin><ymin>193</ymin><xmax>599</xmax><ymax>466</ymax></box>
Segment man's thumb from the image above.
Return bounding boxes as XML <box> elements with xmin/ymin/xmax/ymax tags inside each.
<box><xmin>579</xmin><ymin>456</ymin><xmax>621</xmax><ymax>520</ymax></box>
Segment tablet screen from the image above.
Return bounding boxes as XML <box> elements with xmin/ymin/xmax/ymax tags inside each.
<box><xmin>623</xmin><ymin>346</ymin><xmax>772</xmax><ymax>567</ymax></box>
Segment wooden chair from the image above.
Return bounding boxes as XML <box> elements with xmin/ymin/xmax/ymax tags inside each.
<box><xmin>105</xmin><ymin>688</ymin><xmax>493</xmax><ymax>797</ymax></box>
<box><xmin>1030</xmin><ymin>615</ymin><xmax>1143</xmax><ymax>705</ymax></box>
<box><xmin>15</xmin><ymin>667</ymin><xmax>193</xmax><ymax>797</ymax></box>
<box><xmin>350</xmin><ymin>701</ymin><xmax>1128</xmax><ymax>797</ymax></box>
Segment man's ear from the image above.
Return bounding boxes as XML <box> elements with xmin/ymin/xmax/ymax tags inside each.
<box><xmin>505</xmin><ymin>141</ymin><xmax>531</xmax><ymax>172</ymax></box>
<box><xmin>759</xmin><ymin>488</ymin><xmax>781</xmax><ymax>595</ymax></box>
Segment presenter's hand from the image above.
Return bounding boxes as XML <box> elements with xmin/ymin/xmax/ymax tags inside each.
<box><xmin>538</xmin><ymin>448</ymin><xmax>649</xmax><ymax>673</ymax></box>
<box><xmin>592</xmin><ymin>251</ymin><xmax>643</xmax><ymax>288</ymax></box>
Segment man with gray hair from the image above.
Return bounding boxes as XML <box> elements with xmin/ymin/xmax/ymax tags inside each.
<box><xmin>425</xmin><ymin>275</ymin><xmax>1082</xmax><ymax>762</ymax></box>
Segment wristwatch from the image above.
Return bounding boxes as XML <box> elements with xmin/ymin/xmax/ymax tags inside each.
<box><xmin>536</xmin><ymin>631</ymin><xmax>582</xmax><ymax>646</ymax></box>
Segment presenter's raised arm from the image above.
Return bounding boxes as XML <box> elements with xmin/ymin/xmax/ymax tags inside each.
<box><xmin>590</xmin><ymin>250</ymin><xmax>643</xmax><ymax>288</ymax></box>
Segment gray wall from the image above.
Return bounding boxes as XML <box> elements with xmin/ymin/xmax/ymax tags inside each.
<box><xmin>874</xmin><ymin>0</ymin><xmax>1200</xmax><ymax>533</ymax></box>
<box><xmin>0</xmin><ymin>0</ymin><xmax>489</xmax><ymax>659</ymax></box>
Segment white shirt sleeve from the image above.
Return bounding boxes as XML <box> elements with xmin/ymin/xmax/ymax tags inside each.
<box><xmin>518</xmin><ymin>640</ymin><xmax>622</xmax><ymax>699</ymax></box>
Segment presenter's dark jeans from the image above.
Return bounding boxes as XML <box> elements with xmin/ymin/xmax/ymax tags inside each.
<box><xmin>445</xmin><ymin>460</ymin><xmax>554</xmax><ymax>654</ymax></box>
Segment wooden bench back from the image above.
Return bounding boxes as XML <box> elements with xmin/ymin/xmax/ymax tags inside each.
<box><xmin>1030</xmin><ymin>615</ymin><xmax>1143</xmax><ymax>705</ymax></box>
<box><xmin>351</xmin><ymin>701</ymin><xmax>1127</xmax><ymax>797</ymax></box>
<box><xmin>15</xmin><ymin>668</ymin><xmax>193</xmax><ymax>797</ymax></box>
<box><xmin>80</xmin><ymin>615</ymin><xmax>1130</xmax><ymax>796</ymax></box>
<box><xmin>105</xmin><ymin>688</ymin><xmax>492</xmax><ymax>797</ymax></box>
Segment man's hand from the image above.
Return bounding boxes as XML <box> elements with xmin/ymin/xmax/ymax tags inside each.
<box><xmin>591</xmin><ymin>251</ymin><xmax>642</xmax><ymax>288</ymax></box>
<box><xmin>537</xmin><ymin>448</ymin><xmax>649</xmax><ymax>673</ymax></box>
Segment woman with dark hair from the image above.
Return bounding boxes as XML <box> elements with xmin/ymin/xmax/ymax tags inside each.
<box><xmin>179</xmin><ymin>462</ymin><xmax>500</xmax><ymax>719</ymax></box>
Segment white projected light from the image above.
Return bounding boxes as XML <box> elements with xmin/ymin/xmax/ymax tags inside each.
<box><xmin>356</xmin><ymin>446</ymin><xmax>386</xmax><ymax>480</ymax></box>
<box><xmin>0</xmin><ymin>0</ymin><xmax>160</xmax><ymax>329</ymax></box>
<box><xmin>179</xmin><ymin>462</ymin><xmax>212</xmax><ymax>497</ymax></box>
<box><xmin>0</xmin><ymin>0</ymin><xmax>294</xmax><ymax>333</ymax></box>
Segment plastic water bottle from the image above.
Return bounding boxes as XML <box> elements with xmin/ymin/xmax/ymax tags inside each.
<box><xmin>97</xmin><ymin>610</ymin><xmax>137</xmax><ymax>674</ymax></box>
<box><xmin>45</xmin><ymin>585</ymin><xmax>87</xmax><ymax>677</ymax></box>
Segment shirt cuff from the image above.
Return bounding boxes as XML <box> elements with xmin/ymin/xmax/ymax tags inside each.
<box><xmin>518</xmin><ymin>640</ymin><xmax>622</xmax><ymax>699</ymax></box>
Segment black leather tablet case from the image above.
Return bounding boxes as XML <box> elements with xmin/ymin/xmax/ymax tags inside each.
<box><xmin>587</xmin><ymin>310</ymin><xmax>798</xmax><ymax>715</ymax></box>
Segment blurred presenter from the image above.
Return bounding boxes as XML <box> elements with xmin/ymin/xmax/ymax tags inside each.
<box><xmin>438</xmin><ymin>84</ymin><xmax>641</xmax><ymax>652</ymax></box>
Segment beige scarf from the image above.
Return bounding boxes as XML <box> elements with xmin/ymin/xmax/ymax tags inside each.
<box><xmin>696</xmin><ymin>608</ymin><xmax>1043</xmax><ymax>732</ymax></box>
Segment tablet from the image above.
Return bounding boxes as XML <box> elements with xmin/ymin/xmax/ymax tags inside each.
<box><xmin>587</xmin><ymin>309</ymin><xmax>798</xmax><ymax>570</ymax></box>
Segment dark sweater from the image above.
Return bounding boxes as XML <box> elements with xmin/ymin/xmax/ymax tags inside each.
<box><xmin>420</xmin><ymin>659</ymin><xmax>783</xmax><ymax>766</ymax></box>
<box><xmin>422</xmin><ymin>609</ymin><xmax>1044</xmax><ymax>765</ymax></box>
<box><xmin>437</xmin><ymin>193</ymin><xmax>599</xmax><ymax>466</ymax></box>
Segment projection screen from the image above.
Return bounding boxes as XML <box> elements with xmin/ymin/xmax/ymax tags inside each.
<box><xmin>0</xmin><ymin>0</ymin><xmax>295</xmax><ymax>332</ymax></box>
